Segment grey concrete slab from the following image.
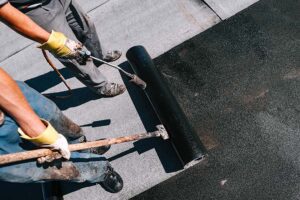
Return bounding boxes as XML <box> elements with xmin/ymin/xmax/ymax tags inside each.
<box><xmin>133</xmin><ymin>0</ymin><xmax>300</xmax><ymax>199</ymax></box>
<box><xmin>88</xmin><ymin>0</ymin><xmax>220</xmax><ymax>58</ymax></box>
<box><xmin>0</xmin><ymin>23</ymin><xmax>32</xmax><ymax>62</ymax></box>
<box><xmin>78</xmin><ymin>0</ymin><xmax>110</xmax><ymax>12</ymax></box>
<box><xmin>203</xmin><ymin>0</ymin><xmax>259</xmax><ymax>19</ymax></box>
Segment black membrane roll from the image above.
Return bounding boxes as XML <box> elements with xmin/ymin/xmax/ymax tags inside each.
<box><xmin>126</xmin><ymin>46</ymin><xmax>206</xmax><ymax>167</ymax></box>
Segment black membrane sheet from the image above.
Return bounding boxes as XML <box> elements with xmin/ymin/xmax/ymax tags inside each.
<box><xmin>127</xmin><ymin>46</ymin><xmax>206</xmax><ymax>167</ymax></box>
<box><xmin>133</xmin><ymin>0</ymin><xmax>300</xmax><ymax>199</ymax></box>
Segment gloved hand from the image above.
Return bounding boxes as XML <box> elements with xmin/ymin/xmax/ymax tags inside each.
<box><xmin>18</xmin><ymin>119</ymin><xmax>71</xmax><ymax>163</ymax></box>
<box><xmin>38</xmin><ymin>30</ymin><xmax>82</xmax><ymax>59</ymax></box>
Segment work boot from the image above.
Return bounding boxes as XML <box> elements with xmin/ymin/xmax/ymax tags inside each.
<box><xmin>101</xmin><ymin>166</ymin><xmax>123</xmax><ymax>193</ymax></box>
<box><xmin>103</xmin><ymin>50</ymin><xmax>122</xmax><ymax>62</ymax></box>
<box><xmin>101</xmin><ymin>83</ymin><xmax>126</xmax><ymax>97</ymax></box>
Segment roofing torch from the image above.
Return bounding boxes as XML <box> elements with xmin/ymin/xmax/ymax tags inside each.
<box><xmin>79</xmin><ymin>50</ymin><xmax>147</xmax><ymax>89</ymax></box>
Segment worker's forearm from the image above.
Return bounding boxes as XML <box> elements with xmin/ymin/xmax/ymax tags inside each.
<box><xmin>0</xmin><ymin>3</ymin><xmax>50</xmax><ymax>43</ymax></box>
<box><xmin>0</xmin><ymin>68</ymin><xmax>46</xmax><ymax>137</ymax></box>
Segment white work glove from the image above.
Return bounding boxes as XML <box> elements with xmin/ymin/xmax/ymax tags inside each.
<box><xmin>18</xmin><ymin>119</ymin><xmax>71</xmax><ymax>164</ymax></box>
<box><xmin>39</xmin><ymin>134</ymin><xmax>71</xmax><ymax>163</ymax></box>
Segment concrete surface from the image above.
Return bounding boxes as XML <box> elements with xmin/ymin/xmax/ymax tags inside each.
<box><xmin>133</xmin><ymin>0</ymin><xmax>300</xmax><ymax>199</ymax></box>
<box><xmin>0</xmin><ymin>0</ymin><xmax>259</xmax><ymax>199</ymax></box>
<box><xmin>203</xmin><ymin>0</ymin><xmax>259</xmax><ymax>19</ymax></box>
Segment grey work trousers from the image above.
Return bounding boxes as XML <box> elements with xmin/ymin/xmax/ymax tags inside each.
<box><xmin>24</xmin><ymin>0</ymin><xmax>110</xmax><ymax>94</ymax></box>
<box><xmin>0</xmin><ymin>82</ymin><xmax>110</xmax><ymax>183</ymax></box>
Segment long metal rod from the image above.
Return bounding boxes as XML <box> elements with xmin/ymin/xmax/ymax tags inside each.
<box><xmin>90</xmin><ymin>55</ymin><xmax>147</xmax><ymax>89</ymax></box>
<box><xmin>42</xmin><ymin>50</ymin><xmax>72</xmax><ymax>99</ymax></box>
<box><xmin>90</xmin><ymin>55</ymin><xmax>134</xmax><ymax>78</ymax></box>
<box><xmin>0</xmin><ymin>129</ymin><xmax>165</xmax><ymax>165</ymax></box>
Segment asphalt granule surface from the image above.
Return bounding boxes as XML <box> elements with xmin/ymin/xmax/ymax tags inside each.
<box><xmin>133</xmin><ymin>0</ymin><xmax>300</xmax><ymax>199</ymax></box>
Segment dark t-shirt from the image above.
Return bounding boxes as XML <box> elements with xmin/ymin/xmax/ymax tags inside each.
<box><xmin>0</xmin><ymin>0</ymin><xmax>43</xmax><ymax>8</ymax></box>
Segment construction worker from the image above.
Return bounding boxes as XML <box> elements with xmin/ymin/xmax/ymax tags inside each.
<box><xmin>0</xmin><ymin>67</ymin><xmax>123</xmax><ymax>193</ymax></box>
<box><xmin>0</xmin><ymin>0</ymin><xmax>126</xmax><ymax>97</ymax></box>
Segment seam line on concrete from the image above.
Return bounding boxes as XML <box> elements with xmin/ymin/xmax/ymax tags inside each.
<box><xmin>202</xmin><ymin>0</ymin><xmax>222</xmax><ymax>21</ymax></box>
<box><xmin>0</xmin><ymin>43</ymin><xmax>33</xmax><ymax>63</ymax></box>
<box><xmin>87</xmin><ymin>0</ymin><xmax>111</xmax><ymax>12</ymax></box>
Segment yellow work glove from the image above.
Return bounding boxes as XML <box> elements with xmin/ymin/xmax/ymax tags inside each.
<box><xmin>38</xmin><ymin>30</ymin><xmax>82</xmax><ymax>59</ymax></box>
<box><xmin>18</xmin><ymin>119</ymin><xmax>71</xmax><ymax>163</ymax></box>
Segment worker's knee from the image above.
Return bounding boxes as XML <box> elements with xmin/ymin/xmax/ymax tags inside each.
<box><xmin>16</xmin><ymin>81</ymin><xmax>60</xmax><ymax>121</ymax></box>
<box><xmin>50</xmin><ymin>113</ymin><xmax>84</xmax><ymax>140</ymax></box>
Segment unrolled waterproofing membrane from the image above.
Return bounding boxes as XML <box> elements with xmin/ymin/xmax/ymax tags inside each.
<box><xmin>126</xmin><ymin>46</ymin><xmax>206</xmax><ymax>167</ymax></box>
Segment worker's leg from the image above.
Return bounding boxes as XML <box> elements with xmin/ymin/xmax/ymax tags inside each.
<box><xmin>0</xmin><ymin>82</ymin><xmax>110</xmax><ymax>183</ymax></box>
<box><xmin>49</xmin><ymin>110</ymin><xmax>85</xmax><ymax>144</ymax></box>
<box><xmin>24</xmin><ymin>1</ymin><xmax>110</xmax><ymax>95</ymax></box>
<box><xmin>65</xmin><ymin>0</ymin><xmax>104</xmax><ymax>64</ymax></box>
<box><xmin>0</xmin><ymin>152</ymin><xmax>110</xmax><ymax>183</ymax></box>
<box><xmin>64</xmin><ymin>0</ymin><xmax>122</xmax><ymax>66</ymax></box>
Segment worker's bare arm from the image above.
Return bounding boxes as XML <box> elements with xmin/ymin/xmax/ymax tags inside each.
<box><xmin>0</xmin><ymin>2</ymin><xmax>50</xmax><ymax>43</ymax></box>
<box><xmin>0</xmin><ymin>68</ymin><xmax>46</xmax><ymax>137</ymax></box>
<box><xmin>0</xmin><ymin>2</ymin><xmax>83</xmax><ymax>60</ymax></box>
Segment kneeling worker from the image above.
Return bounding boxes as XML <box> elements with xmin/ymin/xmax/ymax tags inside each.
<box><xmin>0</xmin><ymin>68</ymin><xmax>123</xmax><ymax>193</ymax></box>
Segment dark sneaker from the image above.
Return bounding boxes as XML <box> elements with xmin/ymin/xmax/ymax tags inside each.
<box><xmin>103</xmin><ymin>50</ymin><xmax>122</xmax><ymax>62</ymax></box>
<box><xmin>101</xmin><ymin>166</ymin><xmax>123</xmax><ymax>193</ymax></box>
<box><xmin>101</xmin><ymin>83</ymin><xmax>126</xmax><ymax>97</ymax></box>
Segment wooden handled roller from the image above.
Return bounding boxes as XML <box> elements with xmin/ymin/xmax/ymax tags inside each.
<box><xmin>0</xmin><ymin>125</ymin><xmax>168</xmax><ymax>165</ymax></box>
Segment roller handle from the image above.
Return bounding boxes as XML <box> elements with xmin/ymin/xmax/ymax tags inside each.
<box><xmin>79</xmin><ymin>50</ymin><xmax>147</xmax><ymax>89</ymax></box>
<box><xmin>0</xmin><ymin>131</ymin><xmax>160</xmax><ymax>165</ymax></box>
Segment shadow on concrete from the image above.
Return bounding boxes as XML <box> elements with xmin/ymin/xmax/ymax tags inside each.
<box><xmin>44</xmin><ymin>87</ymin><xmax>100</xmax><ymax>110</ymax></box>
<box><xmin>116</xmin><ymin>61</ymin><xmax>183</xmax><ymax>173</ymax></box>
<box><xmin>25</xmin><ymin>68</ymin><xmax>102</xmax><ymax>110</ymax></box>
<box><xmin>25</xmin><ymin>68</ymin><xmax>74</xmax><ymax>93</ymax></box>
<box><xmin>80</xmin><ymin>119</ymin><xmax>111</xmax><ymax>128</ymax></box>
<box><xmin>107</xmin><ymin>137</ymin><xmax>182</xmax><ymax>173</ymax></box>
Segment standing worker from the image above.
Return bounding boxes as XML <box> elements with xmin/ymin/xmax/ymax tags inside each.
<box><xmin>0</xmin><ymin>0</ymin><xmax>126</xmax><ymax>97</ymax></box>
<box><xmin>0</xmin><ymin>67</ymin><xmax>123</xmax><ymax>193</ymax></box>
